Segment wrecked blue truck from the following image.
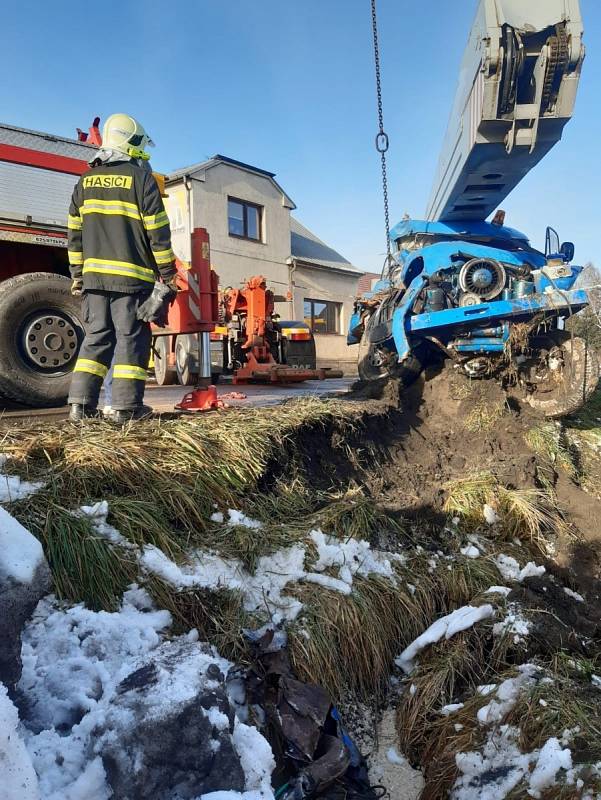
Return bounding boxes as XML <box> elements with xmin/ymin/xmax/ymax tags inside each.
<box><xmin>350</xmin><ymin>0</ymin><xmax>599</xmax><ymax>418</ymax></box>
<box><xmin>348</xmin><ymin>219</ymin><xmax>599</xmax><ymax>418</ymax></box>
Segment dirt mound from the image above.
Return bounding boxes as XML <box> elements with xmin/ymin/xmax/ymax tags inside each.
<box><xmin>375</xmin><ymin>368</ymin><xmax>536</xmax><ymax>509</ymax></box>
<box><xmin>352</xmin><ymin>367</ymin><xmax>599</xmax><ymax>540</ymax></box>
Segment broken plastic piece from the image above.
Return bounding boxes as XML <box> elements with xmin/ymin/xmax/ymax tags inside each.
<box><xmin>220</xmin><ymin>391</ymin><xmax>247</xmax><ymax>401</ymax></box>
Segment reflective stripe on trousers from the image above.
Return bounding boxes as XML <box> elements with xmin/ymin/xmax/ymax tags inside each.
<box><xmin>73</xmin><ymin>358</ymin><xmax>108</xmax><ymax>378</ymax></box>
<box><xmin>113</xmin><ymin>364</ymin><xmax>148</xmax><ymax>381</ymax></box>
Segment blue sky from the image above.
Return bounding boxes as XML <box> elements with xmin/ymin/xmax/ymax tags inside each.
<box><xmin>2</xmin><ymin>0</ymin><xmax>599</xmax><ymax>272</ymax></box>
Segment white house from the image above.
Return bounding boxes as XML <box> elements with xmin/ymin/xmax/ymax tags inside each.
<box><xmin>165</xmin><ymin>154</ymin><xmax>362</xmax><ymax>372</ymax></box>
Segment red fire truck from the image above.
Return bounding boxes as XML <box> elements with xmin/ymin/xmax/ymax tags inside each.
<box><xmin>0</xmin><ymin>122</ymin><xmax>97</xmax><ymax>406</ymax></box>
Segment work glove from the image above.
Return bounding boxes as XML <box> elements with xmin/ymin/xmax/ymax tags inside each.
<box><xmin>71</xmin><ymin>278</ymin><xmax>83</xmax><ymax>297</ymax></box>
<box><xmin>136</xmin><ymin>281</ymin><xmax>177</xmax><ymax>327</ymax></box>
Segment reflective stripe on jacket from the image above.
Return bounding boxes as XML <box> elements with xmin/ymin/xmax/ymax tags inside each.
<box><xmin>67</xmin><ymin>161</ymin><xmax>176</xmax><ymax>294</ymax></box>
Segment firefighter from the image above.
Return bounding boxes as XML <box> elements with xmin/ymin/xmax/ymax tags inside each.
<box><xmin>67</xmin><ymin>113</ymin><xmax>176</xmax><ymax>422</ymax></box>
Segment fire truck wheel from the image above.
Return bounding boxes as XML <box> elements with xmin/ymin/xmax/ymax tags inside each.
<box><xmin>153</xmin><ymin>336</ymin><xmax>177</xmax><ymax>386</ymax></box>
<box><xmin>175</xmin><ymin>335</ymin><xmax>197</xmax><ymax>386</ymax></box>
<box><xmin>0</xmin><ymin>273</ymin><xmax>84</xmax><ymax>407</ymax></box>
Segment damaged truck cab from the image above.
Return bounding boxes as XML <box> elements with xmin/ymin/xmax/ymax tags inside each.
<box><xmin>349</xmin><ymin>218</ymin><xmax>597</xmax><ymax>416</ymax></box>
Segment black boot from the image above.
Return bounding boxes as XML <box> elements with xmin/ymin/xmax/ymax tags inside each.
<box><xmin>110</xmin><ymin>404</ymin><xmax>153</xmax><ymax>423</ymax></box>
<box><xmin>68</xmin><ymin>404</ymin><xmax>99</xmax><ymax>422</ymax></box>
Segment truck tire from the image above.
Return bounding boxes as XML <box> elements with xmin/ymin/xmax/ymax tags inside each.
<box><xmin>357</xmin><ymin>331</ymin><xmax>422</xmax><ymax>386</ymax></box>
<box><xmin>0</xmin><ymin>273</ymin><xmax>84</xmax><ymax>407</ymax></box>
<box><xmin>175</xmin><ymin>334</ymin><xmax>222</xmax><ymax>386</ymax></box>
<box><xmin>153</xmin><ymin>336</ymin><xmax>177</xmax><ymax>386</ymax></box>
<box><xmin>526</xmin><ymin>332</ymin><xmax>600</xmax><ymax>418</ymax></box>
<box><xmin>357</xmin><ymin>332</ymin><xmax>389</xmax><ymax>382</ymax></box>
<box><xmin>175</xmin><ymin>335</ymin><xmax>197</xmax><ymax>386</ymax></box>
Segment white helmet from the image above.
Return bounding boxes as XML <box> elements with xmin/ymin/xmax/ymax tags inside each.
<box><xmin>102</xmin><ymin>113</ymin><xmax>155</xmax><ymax>161</ymax></box>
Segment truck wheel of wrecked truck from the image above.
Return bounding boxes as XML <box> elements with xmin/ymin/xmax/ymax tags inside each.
<box><xmin>0</xmin><ymin>272</ymin><xmax>83</xmax><ymax>407</ymax></box>
<box><xmin>357</xmin><ymin>329</ymin><xmax>424</xmax><ymax>387</ymax></box>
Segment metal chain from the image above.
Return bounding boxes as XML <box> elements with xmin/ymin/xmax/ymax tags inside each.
<box><xmin>371</xmin><ymin>0</ymin><xmax>393</xmax><ymax>274</ymax></box>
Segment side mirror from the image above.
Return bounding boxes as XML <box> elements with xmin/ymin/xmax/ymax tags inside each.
<box><xmin>545</xmin><ymin>226</ymin><xmax>560</xmax><ymax>258</ymax></box>
<box><xmin>560</xmin><ymin>242</ymin><xmax>575</xmax><ymax>262</ymax></box>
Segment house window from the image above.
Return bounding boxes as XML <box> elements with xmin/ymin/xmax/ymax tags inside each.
<box><xmin>228</xmin><ymin>197</ymin><xmax>262</xmax><ymax>242</ymax></box>
<box><xmin>303</xmin><ymin>299</ymin><xmax>341</xmax><ymax>334</ymax></box>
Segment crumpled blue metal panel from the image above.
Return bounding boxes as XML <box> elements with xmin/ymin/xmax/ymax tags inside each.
<box><xmin>389</xmin><ymin>218</ymin><xmax>531</xmax><ymax>246</ymax></box>
<box><xmin>388</xmin><ymin>288</ymin><xmax>588</xmax><ymax>362</ymax></box>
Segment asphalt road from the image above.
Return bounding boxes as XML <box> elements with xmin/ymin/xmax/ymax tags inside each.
<box><xmin>0</xmin><ymin>377</ymin><xmax>355</xmax><ymax>422</ymax></box>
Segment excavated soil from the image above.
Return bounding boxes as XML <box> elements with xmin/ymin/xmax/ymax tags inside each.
<box><xmin>353</xmin><ymin>367</ymin><xmax>601</xmax><ymax>579</ymax></box>
<box><xmin>368</xmin><ymin>367</ymin><xmax>542</xmax><ymax>512</ymax></box>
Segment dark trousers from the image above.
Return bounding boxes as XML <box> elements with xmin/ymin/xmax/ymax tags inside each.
<box><xmin>69</xmin><ymin>290</ymin><xmax>152</xmax><ymax>410</ymax></box>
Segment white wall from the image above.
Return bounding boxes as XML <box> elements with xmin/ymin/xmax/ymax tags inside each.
<box><xmin>293</xmin><ymin>263</ymin><xmax>360</xmax><ymax>368</ymax></box>
<box><xmin>166</xmin><ymin>164</ymin><xmax>293</xmax><ymax>305</ymax></box>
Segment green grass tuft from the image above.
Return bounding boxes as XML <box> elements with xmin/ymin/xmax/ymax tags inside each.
<box><xmin>444</xmin><ymin>471</ymin><xmax>570</xmax><ymax>546</ymax></box>
<box><xmin>317</xmin><ymin>487</ymin><xmax>406</xmax><ymax>544</ymax></box>
<box><xmin>12</xmin><ymin>491</ymin><xmax>137</xmax><ymax>610</ymax></box>
<box><xmin>525</xmin><ymin>423</ymin><xmax>578</xmax><ymax>480</ymax></box>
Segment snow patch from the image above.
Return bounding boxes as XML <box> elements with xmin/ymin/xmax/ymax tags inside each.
<box><xmin>453</xmin><ymin>725</ymin><xmax>535</xmax><ymax>800</ymax></box>
<box><xmin>309</xmin><ymin>529</ymin><xmax>398</xmax><ymax>585</ymax></box>
<box><xmin>227</xmin><ymin>509</ymin><xmax>262</xmax><ymax>529</ymax></box>
<box><xmin>0</xmin><ymin>682</ymin><xmax>41</xmax><ymax>800</ymax></box>
<box><xmin>0</xmin><ymin>506</ymin><xmax>45</xmax><ymax>584</ymax></box>
<box><xmin>396</xmin><ymin>605</ymin><xmax>494</xmax><ymax>674</ymax></box>
<box><xmin>563</xmin><ymin>587</ymin><xmax>584</xmax><ymax>603</ymax></box>
<box><xmin>0</xmin><ymin>457</ymin><xmax>45</xmax><ymax>503</ymax></box>
<box><xmin>477</xmin><ymin>664</ymin><xmax>538</xmax><ymax>726</ymax></box>
<box><xmin>460</xmin><ymin>545</ymin><xmax>480</xmax><ymax>559</ymax></box>
<box><xmin>453</xmin><ymin>726</ymin><xmax>572</xmax><ymax>800</ymax></box>
<box><xmin>484</xmin><ymin>585</ymin><xmax>512</xmax><ymax>597</ymax></box>
<box><xmin>232</xmin><ymin>719</ymin><xmax>275</xmax><ymax>794</ymax></box>
<box><xmin>303</xmin><ymin>571</ymin><xmax>352</xmax><ymax>595</ymax></box>
<box><xmin>141</xmin><ymin>529</ymin><xmax>403</xmax><ymax>623</ymax></box>
<box><xmin>493</xmin><ymin>605</ymin><xmax>531</xmax><ymax>644</ymax></box>
<box><xmin>78</xmin><ymin>500</ymin><xmax>129</xmax><ymax>546</ymax></box>
<box><xmin>495</xmin><ymin>555</ymin><xmax>546</xmax><ymax>583</ymax></box>
<box><xmin>18</xmin><ymin>588</ymin><xmax>273</xmax><ymax>800</ymax></box>
<box><xmin>206</xmin><ymin>706</ymin><xmax>230</xmax><ymax>731</ymax></box>
<box><xmin>441</xmin><ymin>703</ymin><xmax>464</xmax><ymax>716</ymax></box>
<box><xmin>483</xmin><ymin>504</ymin><xmax>500</xmax><ymax>525</ymax></box>
<box><xmin>17</xmin><ymin>588</ymin><xmax>176</xmax><ymax>798</ymax></box>
<box><xmin>140</xmin><ymin>544</ymin><xmax>306</xmax><ymax>623</ymax></box>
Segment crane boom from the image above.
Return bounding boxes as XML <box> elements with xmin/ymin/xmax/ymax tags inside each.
<box><xmin>426</xmin><ymin>0</ymin><xmax>584</xmax><ymax>222</ymax></box>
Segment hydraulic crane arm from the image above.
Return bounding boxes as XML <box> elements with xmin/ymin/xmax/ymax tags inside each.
<box><xmin>426</xmin><ymin>0</ymin><xmax>584</xmax><ymax>223</ymax></box>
